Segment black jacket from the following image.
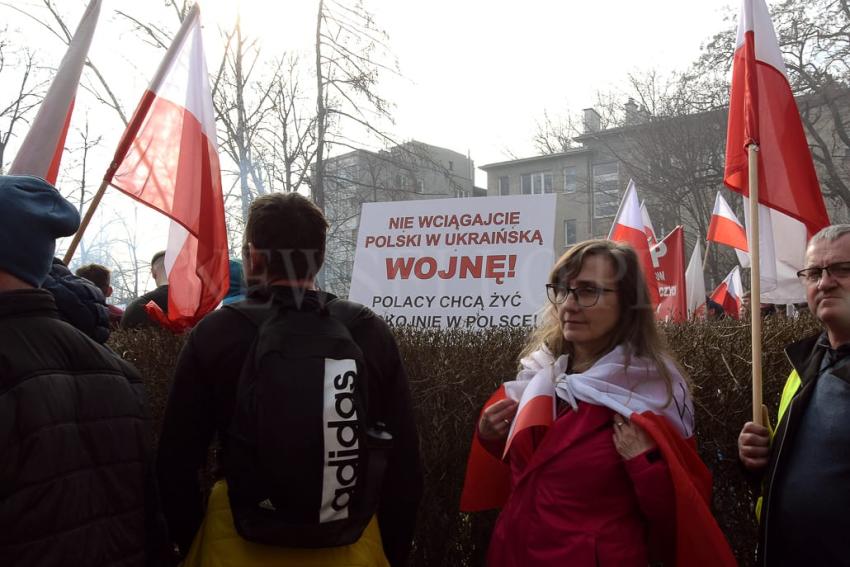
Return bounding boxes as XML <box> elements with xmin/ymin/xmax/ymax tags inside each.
<box><xmin>156</xmin><ymin>287</ymin><xmax>423</xmax><ymax>566</ymax></box>
<box><xmin>0</xmin><ymin>289</ymin><xmax>160</xmax><ymax>567</ymax></box>
<box><xmin>757</xmin><ymin>332</ymin><xmax>848</xmax><ymax>565</ymax></box>
<box><xmin>43</xmin><ymin>258</ymin><xmax>111</xmax><ymax>343</ymax></box>
<box><xmin>121</xmin><ymin>285</ymin><xmax>169</xmax><ymax>330</ymax></box>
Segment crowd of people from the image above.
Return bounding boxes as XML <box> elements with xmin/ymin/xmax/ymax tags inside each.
<box><xmin>1</xmin><ymin>172</ymin><xmax>848</xmax><ymax>566</ymax></box>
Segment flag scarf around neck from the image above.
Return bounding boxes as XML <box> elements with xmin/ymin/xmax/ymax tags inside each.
<box><xmin>608</xmin><ymin>180</ymin><xmax>660</xmax><ymax>306</ymax></box>
<box><xmin>710</xmin><ymin>265</ymin><xmax>744</xmax><ymax>318</ymax></box>
<box><xmin>459</xmin><ymin>347</ymin><xmax>737</xmax><ymax>565</ymax></box>
<box><xmin>724</xmin><ymin>0</ymin><xmax>829</xmax><ymax>237</ymax></box>
<box><xmin>503</xmin><ymin>346</ymin><xmax>694</xmax><ymax>458</ymax></box>
<box><xmin>707</xmin><ymin>192</ymin><xmax>748</xmax><ymax>252</ymax></box>
<box><xmin>8</xmin><ymin>0</ymin><xmax>101</xmax><ymax>184</ymax></box>
<box><xmin>108</xmin><ymin>5</ymin><xmax>228</xmax><ymax>332</ymax></box>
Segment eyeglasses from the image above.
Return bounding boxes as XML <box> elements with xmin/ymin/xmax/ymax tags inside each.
<box><xmin>796</xmin><ymin>261</ymin><xmax>850</xmax><ymax>284</ymax></box>
<box><xmin>545</xmin><ymin>283</ymin><xmax>617</xmax><ymax>307</ymax></box>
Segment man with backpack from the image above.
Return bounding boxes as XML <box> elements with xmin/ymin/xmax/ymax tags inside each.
<box><xmin>156</xmin><ymin>192</ymin><xmax>423</xmax><ymax>566</ymax></box>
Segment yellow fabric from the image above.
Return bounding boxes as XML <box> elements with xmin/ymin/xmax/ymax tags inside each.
<box><xmin>181</xmin><ymin>481</ymin><xmax>390</xmax><ymax>567</ymax></box>
<box><xmin>754</xmin><ymin>369</ymin><xmax>802</xmax><ymax>521</ymax></box>
<box><xmin>777</xmin><ymin>370</ymin><xmax>802</xmax><ymax>427</ymax></box>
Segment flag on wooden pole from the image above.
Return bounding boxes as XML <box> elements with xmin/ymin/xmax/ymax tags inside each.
<box><xmin>109</xmin><ymin>4</ymin><xmax>228</xmax><ymax>332</ymax></box>
<box><xmin>724</xmin><ymin>0</ymin><xmax>829</xmax><ymax>236</ymax></box>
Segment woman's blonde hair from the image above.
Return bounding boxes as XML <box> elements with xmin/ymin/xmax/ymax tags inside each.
<box><xmin>521</xmin><ymin>239</ymin><xmax>680</xmax><ymax>399</ymax></box>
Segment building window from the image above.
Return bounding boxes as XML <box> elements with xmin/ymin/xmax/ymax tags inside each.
<box><xmin>521</xmin><ymin>172</ymin><xmax>553</xmax><ymax>195</ymax></box>
<box><xmin>499</xmin><ymin>176</ymin><xmax>510</xmax><ymax>196</ymax></box>
<box><xmin>592</xmin><ymin>162</ymin><xmax>619</xmax><ymax>218</ymax></box>
<box><xmin>416</xmin><ymin>179</ymin><xmax>424</xmax><ymax>194</ymax></box>
<box><xmin>565</xmin><ymin>219</ymin><xmax>577</xmax><ymax>246</ymax></box>
<box><xmin>564</xmin><ymin>166</ymin><xmax>577</xmax><ymax>193</ymax></box>
<box><xmin>395</xmin><ymin>174</ymin><xmax>411</xmax><ymax>191</ymax></box>
<box><xmin>449</xmin><ymin>160</ymin><xmax>454</xmax><ymax>171</ymax></box>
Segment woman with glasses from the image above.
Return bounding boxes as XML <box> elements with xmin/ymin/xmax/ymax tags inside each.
<box><xmin>468</xmin><ymin>239</ymin><xmax>734</xmax><ymax>566</ymax></box>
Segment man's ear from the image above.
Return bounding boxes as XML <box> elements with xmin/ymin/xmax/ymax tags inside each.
<box><xmin>106</xmin><ymin>285</ymin><xmax>113</xmax><ymax>298</ymax></box>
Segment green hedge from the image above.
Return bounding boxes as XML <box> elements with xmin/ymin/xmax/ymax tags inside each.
<box><xmin>109</xmin><ymin>314</ymin><xmax>821</xmax><ymax>567</ymax></box>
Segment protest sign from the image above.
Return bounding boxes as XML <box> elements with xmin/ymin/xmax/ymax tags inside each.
<box><xmin>348</xmin><ymin>194</ymin><xmax>556</xmax><ymax>329</ymax></box>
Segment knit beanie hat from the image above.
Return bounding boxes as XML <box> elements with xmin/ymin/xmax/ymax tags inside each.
<box><xmin>0</xmin><ymin>175</ymin><xmax>81</xmax><ymax>287</ymax></box>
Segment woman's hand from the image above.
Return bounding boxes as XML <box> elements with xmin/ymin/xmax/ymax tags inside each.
<box><xmin>478</xmin><ymin>398</ymin><xmax>518</xmax><ymax>441</ymax></box>
<box><xmin>612</xmin><ymin>414</ymin><xmax>656</xmax><ymax>460</ymax></box>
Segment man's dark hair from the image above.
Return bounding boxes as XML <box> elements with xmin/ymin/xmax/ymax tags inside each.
<box><xmin>75</xmin><ymin>263</ymin><xmax>111</xmax><ymax>293</ymax></box>
<box><xmin>151</xmin><ymin>251</ymin><xmax>166</xmax><ymax>269</ymax></box>
<box><xmin>244</xmin><ymin>192</ymin><xmax>328</xmax><ymax>281</ymax></box>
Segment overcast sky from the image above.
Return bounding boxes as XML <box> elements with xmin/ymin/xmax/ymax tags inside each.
<box><xmin>203</xmin><ymin>0</ymin><xmax>738</xmax><ymax>184</ymax></box>
<box><xmin>1</xmin><ymin>0</ymin><xmax>738</xmax><ymax>291</ymax></box>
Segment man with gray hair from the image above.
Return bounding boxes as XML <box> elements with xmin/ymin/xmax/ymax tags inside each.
<box><xmin>738</xmin><ymin>224</ymin><xmax>850</xmax><ymax>565</ymax></box>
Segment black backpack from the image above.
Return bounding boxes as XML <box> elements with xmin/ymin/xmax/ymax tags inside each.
<box><xmin>224</xmin><ymin>293</ymin><xmax>393</xmax><ymax>548</ymax></box>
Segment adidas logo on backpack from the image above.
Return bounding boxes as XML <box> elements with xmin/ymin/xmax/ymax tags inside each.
<box><xmin>225</xmin><ymin>294</ymin><xmax>392</xmax><ymax>548</ymax></box>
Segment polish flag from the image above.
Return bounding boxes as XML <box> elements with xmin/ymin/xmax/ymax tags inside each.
<box><xmin>640</xmin><ymin>200</ymin><xmax>657</xmax><ymax>245</ymax></box>
<box><xmin>710</xmin><ymin>266</ymin><xmax>745</xmax><ymax>319</ymax></box>
<box><xmin>707</xmin><ymin>192</ymin><xmax>749</xmax><ymax>252</ymax></box>
<box><xmin>608</xmin><ymin>180</ymin><xmax>660</xmax><ymax>306</ymax></box>
<box><xmin>108</xmin><ymin>5</ymin><xmax>228</xmax><ymax>332</ymax></box>
<box><xmin>8</xmin><ymin>0</ymin><xmax>101</xmax><ymax>184</ymax></box>
<box><xmin>685</xmin><ymin>241</ymin><xmax>707</xmax><ymax>317</ymax></box>
<box><xmin>724</xmin><ymin>0</ymin><xmax>829</xmax><ymax>237</ymax></box>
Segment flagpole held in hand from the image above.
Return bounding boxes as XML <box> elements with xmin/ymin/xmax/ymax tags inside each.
<box><xmin>62</xmin><ymin>176</ymin><xmax>110</xmax><ymax>264</ymax></box>
<box><xmin>749</xmin><ymin>144</ymin><xmax>763</xmax><ymax>425</ymax></box>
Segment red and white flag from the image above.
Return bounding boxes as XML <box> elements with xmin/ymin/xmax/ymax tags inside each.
<box><xmin>707</xmin><ymin>192</ymin><xmax>749</xmax><ymax>252</ymax></box>
<box><xmin>640</xmin><ymin>200</ymin><xmax>657</xmax><ymax>245</ymax></box>
<box><xmin>108</xmin><ymin>5</ymin><xmax>228</xmax><ymax>332</ymax></box>
<box><xmin>608</xmin><ymin>180</ymin><xmax>660</xmax><ymax>306</ymax></box>
<box><xmin>651</xmin><ymin>226</ymin><xmax>687</xmax><ymax>322</ymax></box>
<box><xmin>685</xmin><ymin>241</ymin><xmax>707</xmax><ymax>317</ymax></box>
<box><xmin>460</xmin><ymin>348</ymin><xmax>737</xmax><ymax>565</ymax></box>
<box><xmin>710</xmin><ymin>266</ymin><xmax>744</xmax><ymax>319</ymax></box>
<box><xmin>9</xmin><ymin>0</ymin><xmax>101</xmax><ymax>184</ymax></box>
<box><xmin>724</xmin><ymin>0</ymin><xmax>829</xmax><ymax>237</ymax></box>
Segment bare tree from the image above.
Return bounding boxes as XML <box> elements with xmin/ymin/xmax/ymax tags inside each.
<box><xmin>313</xmin><ymin>0</ymin><xmax>400</xmax><ymax>211</ymax></box>
<box><xmin>255</xmin><ymin>54</ymin><xmax>319</xmax><ymax>194</ymax></box>
<box><xmin>0</xmin><ymin>32</ymin><xmax>44</xmax><ymax>171</ymax></box>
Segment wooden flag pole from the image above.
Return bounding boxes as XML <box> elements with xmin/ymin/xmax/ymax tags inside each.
<box><xmin>749</xmin><ymin>144</ymin><xmax>763</xmax><ymax>425</ymax></box>
<box><xmin>702</xmin><ymin>239</ymin><xmax>711</xmax><ymax>271</ymax></box>
<box><xmin>62</xmin><ymin>176</ymin><xmax>110</xmax><ymax>264</ymax></box>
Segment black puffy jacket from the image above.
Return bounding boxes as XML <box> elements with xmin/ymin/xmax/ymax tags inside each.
<box><xmin>43</xmin><ymin>258</ymin><xmax>111</xmax><ymax>343</ymax></box>
<box><xmin>0</xmin><ymin>288</ymin><xmax>162</xmax><ymax>567</ymax></box>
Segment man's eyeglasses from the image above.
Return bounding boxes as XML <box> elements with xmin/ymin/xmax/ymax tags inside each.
<box><xmin>796</xmin><ymin>262</ymin><xmax>850</xmax><ymax>284</ymax></box>
<box><xmin>545</xmin><ymin>283</ymin><xmax>617</xmax><ymax>307</ymax></box>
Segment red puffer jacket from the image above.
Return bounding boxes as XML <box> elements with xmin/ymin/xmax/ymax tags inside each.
<box><xmin>486</xmin><ymin>402</ymin><xmax>674</xmax><ymax>567</ymax></box>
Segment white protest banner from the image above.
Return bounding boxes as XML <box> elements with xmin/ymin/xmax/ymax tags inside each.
<box><xmin>348</xmin><ymin>194</ymin><xmax>557</xmax><ymax>330</ymax></box>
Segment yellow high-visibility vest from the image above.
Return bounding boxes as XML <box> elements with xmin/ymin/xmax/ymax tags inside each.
<box><xmin>755</xmin><ymin>370</ymin><xmax>802</xmax><ymax>521</ymax></box>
